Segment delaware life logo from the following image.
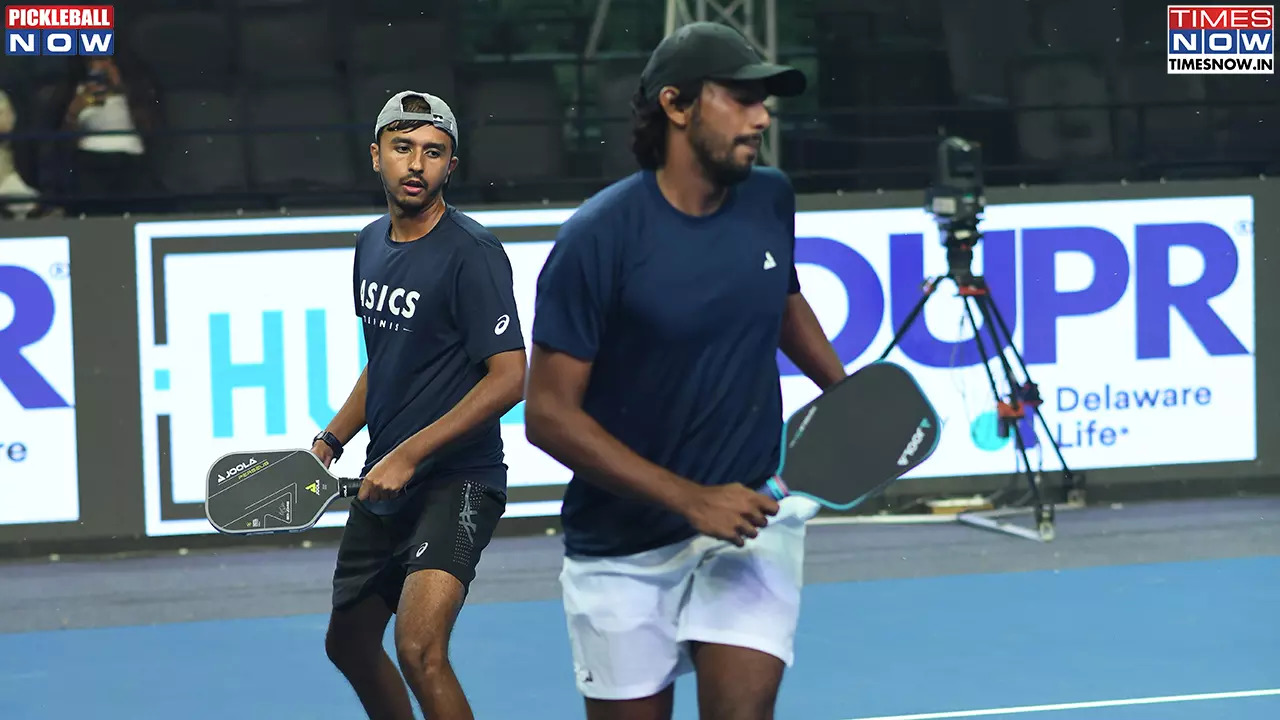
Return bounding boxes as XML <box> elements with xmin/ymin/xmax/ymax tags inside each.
<box><xmin>1168</xmin><ymin>5</ymin><xmax>1274</xmax><ymax>74</ymax></box>
<box><xmin>5</xmin><ymin>5</ymin><xmax>114</xmax><ymax>56</ymax></box>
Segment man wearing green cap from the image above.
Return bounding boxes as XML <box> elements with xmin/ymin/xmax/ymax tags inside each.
<box><xmin>525</xmin><ymin>22</ymin><xmax>846</xmax><ymax>720</ymax></box>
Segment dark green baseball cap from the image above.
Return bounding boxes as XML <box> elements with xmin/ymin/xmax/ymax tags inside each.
<box><xmin>639</xmin><ymin>21</ymin><xmax>807</xmax><ymax>102</ymax></box>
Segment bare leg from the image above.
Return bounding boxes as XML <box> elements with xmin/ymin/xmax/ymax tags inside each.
<box><xmin>394</xmin><ymin>568</ymin><xmax>472</xmax><ymax>719</ymax></box>
<box><xmin>325</xmin><ymin>594</ymin><xmax>416</xmax><ymax>720</ymax></box>
<box><xmin>585</xmin><ymin>684</ymin><xmax>676</xmax><ymax>720</ymax></box>
<box><xmin>690</xmin><ymin>642</ymin><xmax>785</xmax><ymax>720</ymax></box>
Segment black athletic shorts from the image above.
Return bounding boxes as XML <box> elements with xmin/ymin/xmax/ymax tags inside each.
<box><xmin>330</xmin><ymin>470</ymin><xmax>506</xmax><ymax>613</ymax></box>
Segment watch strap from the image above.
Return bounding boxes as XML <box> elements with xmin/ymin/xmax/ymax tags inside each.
<box><xmin>313</xmin><ymin>430</ymin><xmax>343</xmax><ymax>460</ymax></box>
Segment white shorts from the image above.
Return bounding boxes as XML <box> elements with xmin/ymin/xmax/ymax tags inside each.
<box><xmin>559</xmin><ymin>496</ymin><xmax>818</xmax><ymax>701</ymax></box>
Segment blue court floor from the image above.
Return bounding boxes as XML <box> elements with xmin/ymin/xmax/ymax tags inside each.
<box><xmin>3</xmin><ymin>551</ymin><xmax>1278</xmax><ymax>720</ymax></box>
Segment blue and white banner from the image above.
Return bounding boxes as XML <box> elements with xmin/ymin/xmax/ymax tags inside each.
<box><xmin>134</xmin><ymin>195</ymin><xmax>1256</xmax><ymax>536</ymax></box>
<box><xmin>788</xmin><ymin>195</ymin><xmax>1255</xmax><ymax>479</ymax></box>
<box><xmin>0</xmin><ymin>236</ymin><xmax>78</xmax><ymax>525</ymax></box>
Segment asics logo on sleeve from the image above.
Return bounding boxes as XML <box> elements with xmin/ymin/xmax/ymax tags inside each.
<box><xmin>494</xmin><ymin>314</ymin><xmax>510</xmax><ymax>335</ymax></box>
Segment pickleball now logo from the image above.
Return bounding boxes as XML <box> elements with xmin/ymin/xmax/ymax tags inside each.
<box><xmin>5</xmin><ymin>5</ymin><xmax>114</xmax><ymax>56</ymax></box>
<box><xmin>1167</xmin><ymin>5</ymin><xmax>1274</xmax><ymax>74</ymax></box>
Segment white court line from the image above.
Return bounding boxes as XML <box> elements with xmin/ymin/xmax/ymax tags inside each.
<box><xmin>844</xmin><ymin>688</ymin><xmax>1280</xmax><ymax>720</ymax></box>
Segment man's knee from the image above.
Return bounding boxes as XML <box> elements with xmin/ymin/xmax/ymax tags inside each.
<box><xmin>326</xmin><ymin>620</ymin><xmax>381</xmax><ymax>673</ymax></box>
<box><xmin>394</xmin><ymin>569</ymin><xmax>465</xmax><ymax>682</ymax></box>
<box><xmin>394</xmin><ymin>631</ymin><xmax>451</xmax><ymax>681</ymax></box>
<box><xmin>325</xmin><ymin>597</ymin><xmax>393</xmax><ymax>674</ymax></box>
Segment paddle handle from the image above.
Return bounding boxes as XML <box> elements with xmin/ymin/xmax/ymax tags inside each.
<box><xmin>334</xmin><ymin>456</ymin><xmax>437</xmax><ymax>500</ymax></box>
<box><xmin>764</xmin><ymin>476</ymin><xmax>789</xmax><ymax>501</ymax></box>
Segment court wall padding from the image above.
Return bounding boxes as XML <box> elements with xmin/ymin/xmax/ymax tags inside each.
<box><xmin>0</xmin><ymin>177</ymin><xmax>1274</xmax><ymax>557</ymax></box>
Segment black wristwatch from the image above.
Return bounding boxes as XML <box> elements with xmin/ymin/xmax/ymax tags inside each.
<box><xmin>313</xmin><ymin>430</ymin><xmax>344</xmax><ymax>460</ymax></box>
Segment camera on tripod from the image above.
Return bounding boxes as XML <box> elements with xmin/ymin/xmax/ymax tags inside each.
<box><xmin>877</xmin><ymin>135</ymin><xmax>1081</xmax><ymax>541</ymax></box>
<box><xmin>924</xmin><ymin>136</ymin><xmax>986</xmax><ymax>286</ymax></box>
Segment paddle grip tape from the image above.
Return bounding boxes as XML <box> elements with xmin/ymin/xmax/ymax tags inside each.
<box><xmin>764</xmin><ymin>476</ymin><xmax>788</xmax><ymax>500</ymax></box>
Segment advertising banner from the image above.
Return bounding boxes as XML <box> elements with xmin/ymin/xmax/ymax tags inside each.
<box><xmin>134</xmin><ymin>211</ymin><xmax>572</xmax><ymax>536</ymax></box>
<box><xmin>134</xmin><ymin>195</ymin><xmax>1256</xmax><ymax>536</ymax></box>
<box><xmin>0</xmin><ymin>236</ymin><xmax>79</xmax><ymax>525</ymax></box>
<box><xmin>789</xmin><ymin>195</ymin><xmax>1255</xmax><ymax>481</ymax></box>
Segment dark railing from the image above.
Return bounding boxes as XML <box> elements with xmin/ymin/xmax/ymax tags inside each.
<box><xmin>1</xmin><ymin>97</ymin><xmax>1276</xmax><ymax>219</ymax></box>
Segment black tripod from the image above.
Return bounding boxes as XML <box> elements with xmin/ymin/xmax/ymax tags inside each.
<box><xmin>878</xmin><ymin>232</ymin><xmax>1081</xmax><ymax>542</ymax></box>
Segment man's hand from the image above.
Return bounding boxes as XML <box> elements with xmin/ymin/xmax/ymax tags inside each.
<box><xmin>680</xmin><ymin>483</ymin><xmax>780</xmax><ymax>547</ymax></box>
<box><xmin>358</xmin><ymin>450</ymin><xmax>416</xmax><ymax>503</ymax></box>
<box><xmin>310</xmin><ymin>440</ymin><xmax>336</xmax><ymax>468</ymax></box>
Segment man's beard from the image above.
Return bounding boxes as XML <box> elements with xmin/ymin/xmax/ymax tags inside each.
<box><xmin>382</xmin><ymin>173</ymin><xmax>443</xmax><ymax>215</ymax></box>
<box><xmin>689</xmin><ymin>116</ymin><xmax>756</xmax><ymax>187</ymax></box>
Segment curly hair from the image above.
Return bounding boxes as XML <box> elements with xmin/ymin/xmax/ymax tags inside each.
<box><xmin>630</xmin><ymin>80</ymin><xmax>702</xmax><ymax>170</ymax></box>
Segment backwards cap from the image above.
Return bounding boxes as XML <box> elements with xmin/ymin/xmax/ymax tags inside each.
<box><xmin>374</xmin><ymin>90</ymin><xmax>460</xmax><ymax>152</ymax></box>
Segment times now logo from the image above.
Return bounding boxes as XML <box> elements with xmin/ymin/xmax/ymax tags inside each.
<box><xmin>1167</xmin><ymin>4</ymin><xmax>1275</xmax><ymax>74</ymax></box>
<box><xmin>4</xmin><ymin>4</ymin><xmax>114</xmax><ymax>56</ymax></box>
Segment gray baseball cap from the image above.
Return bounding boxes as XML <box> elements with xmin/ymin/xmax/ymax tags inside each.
<box><xmin>373</xmin><ymin>90</ymin><xmax>459</xmax><ymax>152</ymax></box>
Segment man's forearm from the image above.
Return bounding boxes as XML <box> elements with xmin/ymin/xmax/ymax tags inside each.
<box><xmin>325</xmin><ymin>366</ymin><xmax>369</xmax><ymax>444</ymax></box>
<box><xmin>525</xmin><ymin>404</ymin><xmax>697</xmax><ymax>513</ymax></box>
<box><xmin>393</xmin><ymin>367</ymin><xmax>524</xmax><ymax>468</ymax></box>
<box><xmin>780</xmin><ymin>292</ymin><xmax>846</xmax><ymax>390</ymax></box>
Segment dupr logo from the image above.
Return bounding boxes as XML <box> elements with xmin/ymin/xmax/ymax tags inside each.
<box><xmin>0</xmin><ymin>264</ymin><xmax>70</xmax><ymax>409</ymax></box>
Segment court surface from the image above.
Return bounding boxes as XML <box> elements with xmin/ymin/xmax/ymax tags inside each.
<box><xmin>3</xmin><ymin>496</ymin><xmax>1277</xmax><ymax>720</ymax></box>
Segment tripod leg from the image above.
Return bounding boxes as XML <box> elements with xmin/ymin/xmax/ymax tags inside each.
<box><xmin>878</xmin><ymin>275</ymin><xmax>946</xmax><ymax>362</ymax></box>
<box><xmin>960</xmin><ymin>296</ymin><xmax>1006</xmax><ymax>432</ymax></box>
<box><xmin>974</xmin><ymin>293</ymin><xmax>1024</xmax><ymax>403</ymax></box>
<box><xmin>1008</xmin><ymin>412</ymin><xmax>1055</xmax><ymax>541</ymax></box>
<box><xmin>967</xmin><ymin>293</ymin><xmax>1053</xmax><ymax>541</ymax></box>
<box><xmin>979</xmin><ymin>291</ymin><xmax>1080</xmax><ymax>500</ymax></box>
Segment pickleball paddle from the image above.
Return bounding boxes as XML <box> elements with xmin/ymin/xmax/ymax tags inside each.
<box><xmin>764</xmin><ymin>361</ymin><xmax>941</xmax><ymax>510</ymax></box>
<box><xmin>204</xmin><ymin>449</ymin><xmax>359</xmax><ymax>535</ymax></box>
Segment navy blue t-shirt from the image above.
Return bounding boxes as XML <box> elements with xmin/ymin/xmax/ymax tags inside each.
<box><xmin>353</xmin><ymin>206</ymin><xmax>525</xmax><ymax>516</ymax></box>
<box><xmin>532</xmin><ymin>167</ymin><xmax>801</xmax><ymax>557</ymax></box>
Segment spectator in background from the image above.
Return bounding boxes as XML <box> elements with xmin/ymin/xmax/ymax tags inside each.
<box><xmin>57</xmin><ymin>54</ymin><xmax>159</xmax><ymax>214</ymax></box>
<box><xmin>0</xmin><ymin>88</ymin><xmax>51</xmax><ymax>219</ymax></box>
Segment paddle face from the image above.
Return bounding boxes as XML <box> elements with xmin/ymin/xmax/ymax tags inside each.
<box><xmin>769</xmin><ymin>361</ymin><xmax>940</xmax><ymax>510</ymax></box>
<box><xmin>204</xmin><ymin>449</ymin><xmax>348</xmax><ymax>535</ymax></box>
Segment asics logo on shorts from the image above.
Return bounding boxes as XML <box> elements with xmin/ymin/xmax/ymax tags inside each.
<box><xmin>416</xmin><ymin>542</ymin><xmax>429</xmax><ymax>557</ymax></box>
<box><xmin>458</xmin><ymin>486</ymin><xmax>477</xmax><ymax>544</ymax></box>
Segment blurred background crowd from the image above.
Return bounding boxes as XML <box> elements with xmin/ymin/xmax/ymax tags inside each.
<box><xmin>0</xmin><ymin>0</ymin><xmax>1274</xmax><ymax>220</ymax></box>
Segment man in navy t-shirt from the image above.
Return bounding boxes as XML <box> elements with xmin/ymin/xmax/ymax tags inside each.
<box><xmin>311</xmin><ymin>90</ymin><xmax>526</xmax><ymax>720</ymax></box>
<box><xmin>525</xmin><ymin>21</ymin><xmax>847</xmax><ymax>720</ymax></box>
